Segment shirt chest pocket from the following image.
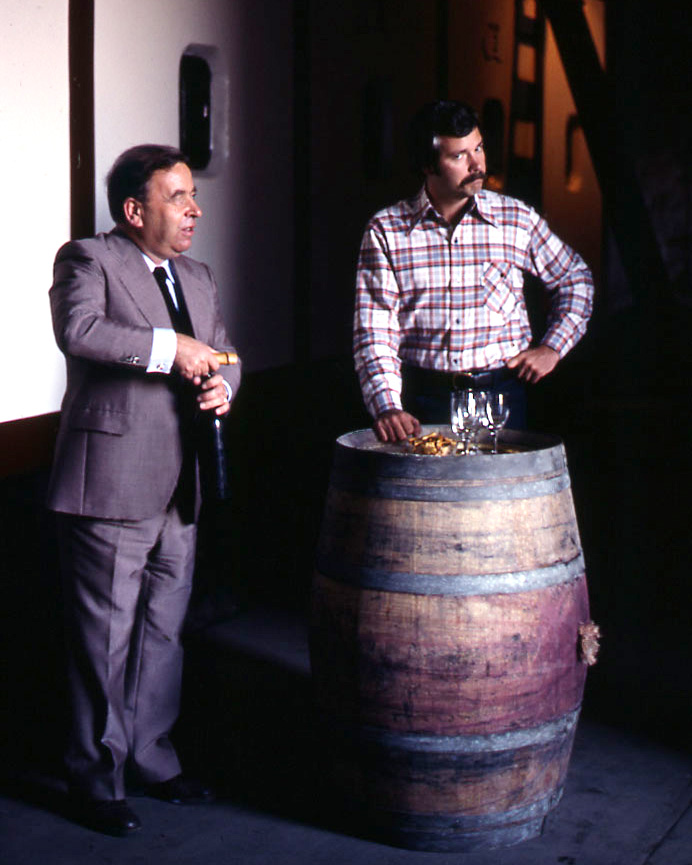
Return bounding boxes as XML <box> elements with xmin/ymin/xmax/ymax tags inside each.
<box><xmin>482</xmin><ymin>262</ymin><xmax>521</xmax><ymax>321</ymax></box>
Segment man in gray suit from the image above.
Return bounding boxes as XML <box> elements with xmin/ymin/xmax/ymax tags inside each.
<box><xmin>48</xmin><ymin>144</ymin><xmax>242</xmax><ymax>836</ymax></box>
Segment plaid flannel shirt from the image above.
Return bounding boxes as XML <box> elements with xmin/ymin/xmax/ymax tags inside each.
<box><xmin>354</xmin><ymin>187</ymin><xmax>594</xmax><ymax>418</ymax></box>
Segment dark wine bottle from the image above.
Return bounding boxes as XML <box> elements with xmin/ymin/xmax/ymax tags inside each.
<box><xmin>196</xmin><ymin>405</ymin><xmax>231</xmax><ymax>503</ymax></box>
<box><xmin>195</xmin><ymin>359</ymin><xmax>238</xmax><ymax>503</ymax></box>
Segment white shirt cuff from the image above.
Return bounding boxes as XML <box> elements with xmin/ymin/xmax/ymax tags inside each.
<box><xmin>146</xmin><ymin>327</ymin><xmax>177</xmax><ymax>373</ymax></box>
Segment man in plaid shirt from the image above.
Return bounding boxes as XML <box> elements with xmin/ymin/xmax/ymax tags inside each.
<box><xmin>354</xmin><ymin>101</ymin><xmax>594</xmax><ymax>442</ymax></box>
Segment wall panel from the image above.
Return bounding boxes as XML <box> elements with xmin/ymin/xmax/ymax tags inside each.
<box><xmin>0</xmin><ymin>2</ymin><xmax>70</xmax><ymax>423</ymax></box>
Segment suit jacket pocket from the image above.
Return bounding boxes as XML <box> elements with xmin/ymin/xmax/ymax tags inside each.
<box><xmin>66</xmin><ymin>365</ymin><xmax>135</xmax><ymax>435</ymax></box>
<box><xmin>68</xmin><ymin>405</ymin><xmax>131</xmax><ymax>435</ymax></box>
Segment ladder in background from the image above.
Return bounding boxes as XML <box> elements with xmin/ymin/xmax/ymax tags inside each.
<box><xmin>506</xmin><ymin>0</ymin><xmax>545</xmax><ymax>209</ymax></box>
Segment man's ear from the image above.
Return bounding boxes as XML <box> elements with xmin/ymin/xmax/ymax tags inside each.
<box><xmin>123</xmin><ymin>197</ymin><xmax>143</xmax><ymax>228</ymax></box>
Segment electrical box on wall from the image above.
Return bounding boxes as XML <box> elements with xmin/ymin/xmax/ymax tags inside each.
<box><xmin>180</xmin><ymin>52</ymin><xmax>212</xmax><ymax>169</ymax></box>
<box><xmin>179</xmin><ymin>44</ymin><xmax>228</xmax><ymax>175</ymax></box>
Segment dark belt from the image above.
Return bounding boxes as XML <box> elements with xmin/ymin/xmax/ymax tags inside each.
<box><xmin>402</xmin><ymin>364</ymin><xmax>513</xmax><ymax>393</ymax></box>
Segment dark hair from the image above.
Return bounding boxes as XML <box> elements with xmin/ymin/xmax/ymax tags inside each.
<box><xmin>106</xmin><ymin>144</ymin><xmax>190</xmax><ymax>224</ymax></box>
<box><xmin>408</xmin><ymin>101</ymin><xmax>480</xmax><ymax>174</ymax></box>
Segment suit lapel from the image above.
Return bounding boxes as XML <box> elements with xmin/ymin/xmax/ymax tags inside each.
<box><xmin>105</xmin><ymin>229</ymin><xmax>174</xmax><ymax>328</ymax></box>
<box><xmin>104</xmin><ymin>229</ymin><xmax>213</xmax><ymax>340</ymax></box>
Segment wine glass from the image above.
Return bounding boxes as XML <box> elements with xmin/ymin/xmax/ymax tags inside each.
<box><xmin>451</xmin><ymin>389</ymin><xmax>487</xmax><ymax>454</ymax></box>
<box><xmin>466</xmin><ymin>389</ymin><xmax>488</xmax><ymax>454</ymax></box>
<box><xmin>486</xmin><ymin>391</ymin><xmax>510</xmax><ymax>453</ymax></box>
<box><xmin>450</xmin><ymin>389</ymin><xmax>471</xmax><ymax>453</ymax></box>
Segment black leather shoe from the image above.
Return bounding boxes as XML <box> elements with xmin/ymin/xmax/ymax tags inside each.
<box><xmin>74</xmin><ymin>798</ymin><xmax>142</xmax><ymax>836</ymax></box>
<box><xmin>146</xmin><ymin>774</ymin><xmax>215</xmax><ymax>805</ymax></box>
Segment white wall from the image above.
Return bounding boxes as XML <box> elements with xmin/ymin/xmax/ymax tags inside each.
<box><xmin>0</xmin><ymin>2</ymin><xmax>70</xmax><ymax>423</ymax></box>
<box><xmin>93</xmin><ymin>0</ymin><xmax>295</xmax><ymax>371</ymax></box>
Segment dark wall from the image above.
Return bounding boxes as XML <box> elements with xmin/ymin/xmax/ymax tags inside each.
<box><xmin>306</xmin><ymin>0</ymin><xmax>443</xmax><ymax>360</ymax></box>
<box><xmin>581</xmin><ymin>1</ymin><xmax>692</xmax><ymax>747</ymax></box>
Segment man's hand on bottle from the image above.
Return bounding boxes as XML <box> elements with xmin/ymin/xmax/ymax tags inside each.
<box><xmin>374</xmin><ymin>409</ymin><xmax>421</xmax><ymax>443</ymax></box>
<box><xmin>173</xmin><ymin>334</ymin><xmax>221</xmax><ymax>384</ymax></box>
<box><xmin>197</xmin><ymin>374</ymin><xmax>230</xmax><ymax>416</ymax></box>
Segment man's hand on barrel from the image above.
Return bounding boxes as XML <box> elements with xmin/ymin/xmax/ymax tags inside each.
<box><xmin>374</xmin><ymin>409</ymin><xmax>422</xmax><ymax>443</ymax></box>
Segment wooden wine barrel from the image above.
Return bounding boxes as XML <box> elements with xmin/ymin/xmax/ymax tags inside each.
<box><xmin>310</xmin><ymin>427</ymin><xmax>593</xmax><ymax>852</ymax></box>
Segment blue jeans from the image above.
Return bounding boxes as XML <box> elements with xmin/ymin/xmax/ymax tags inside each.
<box><xmin>402</xmin><ymin>368</ymin><xmax>527</xmax><ymax>430</ymax></box>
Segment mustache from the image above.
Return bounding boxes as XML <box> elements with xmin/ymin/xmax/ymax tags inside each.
<box><xmin>466</xmin><ymin>172</ymin><xmax>486</xmax><ymax>182</ymax></box>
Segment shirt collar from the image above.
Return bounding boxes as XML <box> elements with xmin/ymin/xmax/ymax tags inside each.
<box><xmin>471</xmin><ymin>191</ymin><xmax>499</xmax><ymax>228</ymax></box>
<box><xmin>407</xmin><ymin>186</ymin><xmax>441</xmax><ymax>230</ymax></box>
<box><xmin>406</xmin><ymin>186</ymin><xmax>498</xmax><ymax>232</ymax></box>
<box><xmin>141</xmin><ymin>253</ymin><xmax>174</xmax><ymax>283</ymax></box>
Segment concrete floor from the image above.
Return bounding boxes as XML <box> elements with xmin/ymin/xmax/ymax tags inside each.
<box><xmin>2</xmin><ymin>605</ymin><xmax>692</xmax><ymax>865</ymax></box>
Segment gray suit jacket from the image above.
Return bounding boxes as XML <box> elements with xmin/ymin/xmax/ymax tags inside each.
<box><xmin>47</xmin><ymin>228</ymin><xmax>242</xmax><ymax>520</ymax></box>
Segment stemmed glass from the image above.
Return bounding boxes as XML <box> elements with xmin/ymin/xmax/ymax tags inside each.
<box><xmin>450</xmin><ymin>389</ymin><xmax>469</xmax><ymax>452</ymax></box>
<box><xmin>467</xmin><ymin>389</ymin><xmax>488</xmax><ymax>453</ymax></box>
<box><xmin>486</xmin><ymin>391</ymin><xmax>510</xmax><ymax>453</ymax></box>
<box><xmin>451</xmin><ymin>389</ymin><xmax>488</xmax><ymax>454</ymax></box>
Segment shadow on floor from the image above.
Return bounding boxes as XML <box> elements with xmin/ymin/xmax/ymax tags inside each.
<box><xmin>176</xmin><ymin>606</ymin><xmax>368</xmax><ymax>842</ymax></box>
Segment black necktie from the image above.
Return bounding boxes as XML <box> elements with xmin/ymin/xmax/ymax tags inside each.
<box><xmin>153</xmin><ymin>266</ymin><xmax>194</xmax><ymax>336</ymax></box>
<box><xmin>153</xmin><ymin>266</ymin><xmax>197</xmax><ymax>520</ymax></box>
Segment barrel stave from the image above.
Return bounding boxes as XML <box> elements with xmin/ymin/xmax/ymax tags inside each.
<box><xmin>312</xmin><ymin>573</ymin><xmax>589</xmax><ymax>736</ymax></box>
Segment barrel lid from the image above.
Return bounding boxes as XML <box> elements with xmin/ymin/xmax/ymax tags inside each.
<box><xmin>332</xmin><ymin>426</ymin><xmax>567</xmax><ymax>481</ymax></box>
